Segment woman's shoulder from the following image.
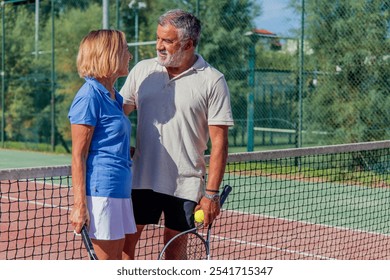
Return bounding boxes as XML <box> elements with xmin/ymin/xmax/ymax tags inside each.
<box><xmin>76</xmin><ymin>81</ymin><xmax>101</xmax><ymax>98</ymax></box>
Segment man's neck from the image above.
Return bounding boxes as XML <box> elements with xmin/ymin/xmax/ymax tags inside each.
<box><xmin>166</xmin><ymin>54</ymin><xmax>198</xmax><ymax>78</ymax></box>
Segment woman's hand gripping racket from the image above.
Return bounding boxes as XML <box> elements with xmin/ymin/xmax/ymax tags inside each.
<box><xmin>81</xmin><ymin>225</ymin><xmax>98</xmax><ymax>260</ymax></box>
<box><xmin>158</xmin><ymin>185</ymin><xmax>232</xmax><ymax>260</ymax></box>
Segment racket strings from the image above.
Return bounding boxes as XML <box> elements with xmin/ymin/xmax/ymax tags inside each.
<box><xmin>161</xmin><ymin>234</ymin><xmax>188</xmax><ymax>260</ymax></box>
<box><xmin>160</xmin><ymin>232</ymin><xmax>208</xmax><ymax>260</ymax></box>
<box><xmin>187</xmin><ymin>233</ymin><xmax>208</xmax><ymax>260</ymax></box>
<box><xmin>158</xmin><ymin>186</ymin><xmax>231</xmax><ymax>260</ymax></box>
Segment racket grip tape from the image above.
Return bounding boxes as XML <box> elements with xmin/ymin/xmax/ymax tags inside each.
<box><xmin>81</xmin><ymin>225</ymin><xmax>98</xmax><ymax>260</ymax></box>
<box><xmin>219</xmin><ymin>185</ymin><xmax>232</xmax><ymax>206</ymax></box>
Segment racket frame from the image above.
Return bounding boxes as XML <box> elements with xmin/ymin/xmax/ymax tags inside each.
<box><xmin>158</xmin><ymin>184</ymin><xmax>232</xmax><ymax>260</ymax></box>
<box><xmin>81</xmin><ymin>225</ymin><xmax>98</xmax><ymax>260</ymax></box>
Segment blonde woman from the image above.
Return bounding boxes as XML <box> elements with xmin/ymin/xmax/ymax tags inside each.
<box><xmin>68</xmin><ymin>30</ymin><xmax>135</xmax><ymax>260</ymax></box>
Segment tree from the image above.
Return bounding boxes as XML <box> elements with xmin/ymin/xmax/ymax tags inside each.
<box><xmin>3</xmin><ymin>6</ymin><xmax>45</xmax><ymax>143</ymax></box>
<box><xmin>301</xmin><ymin>0</ymin><xmax>390</xmax><ymax>144</ymax></box>
<box><xmin>200</xmin><ymin>0</ymin><xmax>260</xmax><ymax>147</ymax></box>
<box><xmin>2</xmin><ymin>0</ymin><xmax>261</xmax><ymax>151</ymax></box>
<box><xmin>2</xmin><ymin>1</ymin><xmax>102</xmax><ymax>148</ymax></box>
<box><xmin>40</xmin><ymin>3</ymin><xmax>102</xmax><ymax>143</ymax></box>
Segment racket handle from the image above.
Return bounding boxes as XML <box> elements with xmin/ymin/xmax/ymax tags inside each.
<box><xmin>204</xmin><ymin>185</ymin><xmax>232</xmax><ymax>244</ymax></box>
<box><xmin>81</xmin><ymin>225</ymin><xmax>98</xmax><ymax>260</ymax></box>
<box><xmin>219</xmin><ymin>185</ymin><xmax>232</xmax><ymax>206</ymax></box>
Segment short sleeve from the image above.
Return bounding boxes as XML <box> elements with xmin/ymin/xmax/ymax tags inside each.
<box><xmin>208</xmin><ymin>76</ymin><xmax>234</xmax><ymax>126</ymax></box>
<box><xmin>119</xmin><ymin>68</ymin><xmax>137</xmax><ymax>106</ymax></box>
<box><xmin>68</xmin><ymin>91</ymin><xmax>99</xmax><ymax>126</ymax></box>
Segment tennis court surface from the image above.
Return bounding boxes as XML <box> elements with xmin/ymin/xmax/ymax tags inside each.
<box><xmin>2</xmin><ymin>140</ymin><xmax>390</xmax><ymax>260</ymax></box>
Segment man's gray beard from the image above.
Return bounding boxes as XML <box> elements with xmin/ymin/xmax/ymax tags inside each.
<box><xmin>156</xmin><ymin>49</ymin><xmax>185</xmax><ymax>67</ymax></box>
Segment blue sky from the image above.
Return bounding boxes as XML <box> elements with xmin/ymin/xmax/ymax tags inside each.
<box><xmin>255</xmin><ymin>0</ymin><xmax>300</xmax><ymax>36</ymax></box>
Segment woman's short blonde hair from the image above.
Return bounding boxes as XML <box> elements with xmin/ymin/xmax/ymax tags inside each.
<box><xmin>77</xmin><ymin>29</ymin><xmax>127</xmax><ymax>78</ymax></box>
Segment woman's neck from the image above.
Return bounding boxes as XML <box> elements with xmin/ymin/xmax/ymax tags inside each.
<box><xmin>96</xmin><ymin>77</ymin><xmax>116</xmax><ymax>99</ymax></box>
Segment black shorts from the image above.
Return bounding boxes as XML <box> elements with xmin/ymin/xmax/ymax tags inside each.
<box><xmin>131</xmin><ymin>189</ymin><xmax>197</xmax><ymax>232</ymax></box>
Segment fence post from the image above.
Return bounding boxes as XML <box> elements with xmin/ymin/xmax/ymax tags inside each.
<box><xmin>1</xmin><ymin>3</ymin><xmax>5</xmax><ymax>148</ymax></box>
<box><xmin>244</xmin><ymin>31</ymin><xmax>261</xmax><ymax>152</ymax></box>
<box><xmin>247</xmin><ymin>41</ymin><xmax>255</xmax><ymax>152</ymax></box>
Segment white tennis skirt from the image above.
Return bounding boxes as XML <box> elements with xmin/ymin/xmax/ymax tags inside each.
<box><xmin>87</xmin><ymin>196</ymin><xmax>137</xmax><ymax>240</ymax></box>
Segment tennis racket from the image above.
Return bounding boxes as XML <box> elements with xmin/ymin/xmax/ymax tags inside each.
<box><xmin>158</xmin><ymin>184</ymin><xmax>232</xmax><ymax>260</ymax></box>
<box><xmin>81</xmin><ymin>225</ymin><xmax>98</xmax><ymax>260</ymax></box>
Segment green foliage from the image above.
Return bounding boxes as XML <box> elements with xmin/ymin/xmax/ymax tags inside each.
<box><xmin>256</xmin><ymin>45</ymin><xmax>298</xmax><ymax>70</ymax></box>
<box><xmin>303</xmin><ymin>0</ymin><xmax>390</xmax><ymax>144</ymax></box>
<box><xmin>3</xmin><ymin>6</ymin><xmax>45</xmax><ymax>142</ymax></box>
<box><xmin>199</xmin><ymin>0</ymin><xmax>259</xmax><ymax>140</ymax></box>
<box><xmin>2</xmin><ymin>2</ymin><xmax>103</xmax><ymax>149</ymax></box>
<box><xmin>0</xmin><ymin>0</ymin><xmax>302</xmax><ymax>152</ymax></box>
<box><xmin>45</xmin><ymin>4</ymin><xmax>103</xmax><ymax>141</ymax></box>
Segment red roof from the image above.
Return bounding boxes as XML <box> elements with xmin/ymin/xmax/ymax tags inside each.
<box><xmin>253</xmin><ymin>29</ymin><xmax>277</xmax><ymax>37</ymax></box>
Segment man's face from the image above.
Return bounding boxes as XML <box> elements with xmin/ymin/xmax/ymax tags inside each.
<box><xmin>156</xmin><ymin>24</ymin><xmax>188</xmax><ymax>67</ymax></box>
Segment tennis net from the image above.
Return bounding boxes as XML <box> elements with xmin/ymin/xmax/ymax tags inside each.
<box><xmin>1</xmin><ymin>140</ymin><xmax>390</xmax><ymax>260</ymax></box>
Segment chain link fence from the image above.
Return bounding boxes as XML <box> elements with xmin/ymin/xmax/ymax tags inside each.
<box><xmin>0</xmin><ymin>0</ymin><xmax>389</xmax><ymax>153</ymax></box>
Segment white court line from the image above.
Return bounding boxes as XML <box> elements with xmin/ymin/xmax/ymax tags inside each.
<box><xmin>1</xmin><ymin>195</ymin><xmax>70</xmax><ymax>211</ymax></box>
<box><xmin>204</xmin><ymin>208</ymin><xmax>390</xmax><ymax>260</ymax></box>
<box><xmin>3</xmin><ymin>195</ymin><xmax>388</xmax><ymax>260</ymax></box>
<box><xmin>208</xmin><ymin>233</ymin><xmax>335</xmax><ymax>260</ymax></box>
<box><xmin>223</xmin><ymin>208</ymin><xmax>390</xmax><ymax>238</ymax></box>
<box><xmin>146</xmin><ymin>222</ymin><xmax>333</xmax><ymax>260</ymax></box>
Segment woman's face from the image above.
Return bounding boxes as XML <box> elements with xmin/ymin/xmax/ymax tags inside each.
<box><xmin>118</xmin><ymin>41</ymin><xmax>133</xmax><ymax>77</ymax></box>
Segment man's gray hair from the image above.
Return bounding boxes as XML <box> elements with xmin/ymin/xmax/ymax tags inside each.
<box><xmin>158</xmin><ymin>9</ymin><xmax>201</xmax><ymax>47</ymax></box>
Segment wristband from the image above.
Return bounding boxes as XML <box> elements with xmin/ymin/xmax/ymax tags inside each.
<box><xmin>205</xmin><ymin>188</ymin><xmax>219</xmax><ymax>193</ymax></box>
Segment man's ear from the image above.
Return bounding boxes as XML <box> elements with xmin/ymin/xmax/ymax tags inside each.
<box><xmin>183</xmin><ymin>39</ymin><xmax>194</xmax><ymax>50</ymax></box>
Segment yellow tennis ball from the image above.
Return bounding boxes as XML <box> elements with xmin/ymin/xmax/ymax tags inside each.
<box><xmin>194</xmin><ymin>210</ymin><xmax>204</xmax><ymax>223</ymax></box>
